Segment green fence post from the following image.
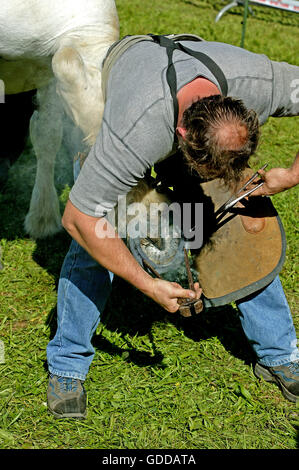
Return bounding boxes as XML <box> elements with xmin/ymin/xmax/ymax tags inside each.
<box><xmin>241</xmin><ymin>0</ymin><xmax>250</xmax><ymax>47</ymax></box>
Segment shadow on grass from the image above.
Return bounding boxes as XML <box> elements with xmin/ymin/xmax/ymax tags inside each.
<box><xmin>93</xmin><ymin>276</ymin><xmax>255</xmax><ymax>368</ymax></box>
<box><xmin>0</xmin><ymin>178</ymin><xmax>71</xmax><ymax>282</ymax></box>
<box><xmin>44</xmin><ymin>272</ymin><xmax>254</xmax><ymax>370</ymax></box>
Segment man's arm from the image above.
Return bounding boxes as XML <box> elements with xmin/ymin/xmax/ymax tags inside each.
<box><xmin>250</xmin><ymin>150</ymin><xmax>299</xmax><ymax>197</ymax></box>
<box><xmin>250</xmin><ymin>59</ymin><xmax>299</xmax><ymax>197</ymax></box>
<box><xmin>62</xmin><ymin>200</ymin><xmax>201</xmax><ymax>313</ymax></box>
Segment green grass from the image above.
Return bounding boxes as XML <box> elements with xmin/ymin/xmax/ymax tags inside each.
<box><xmin>0</xmin><ymin>0</ymin><xmax>298</xmax><ymax>450</ymax></box>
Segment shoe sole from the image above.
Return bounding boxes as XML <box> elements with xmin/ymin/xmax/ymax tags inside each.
<box><xmin>48</xmin><ymin>407</ymin><xmax>87</xmax><ymax>420</ymax></box>
<box><xmin>254</xmin><ymin>363</ymin><xmax>298</xmax><ymax>403</ymax></box>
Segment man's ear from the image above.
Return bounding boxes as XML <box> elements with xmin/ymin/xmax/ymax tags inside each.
<box><xmin>176</xmin><ymin>127</ymin><xmax>187</xmax><ymax>140</ymax></box>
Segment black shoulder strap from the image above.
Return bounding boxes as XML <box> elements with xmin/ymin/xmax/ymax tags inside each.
<box><xmin>150</xmin><ymin>35</ymin><xmax>228</xmax><ymax>133</ymax></box>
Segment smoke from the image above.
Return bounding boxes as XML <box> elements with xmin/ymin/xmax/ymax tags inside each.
<box><xmin>58</xmin><ymin>112</ymin><xmax>87</xmax><ymax>188</ymax></box>
<box><xmin>5</xmin><ymin>88</ymin><xmax>86</xmax><ymax>204</ymax></box>
<box><xmin>159</xmin><ymin>254</ymin><xmax>198</xmax><ymax>290</ymax></box>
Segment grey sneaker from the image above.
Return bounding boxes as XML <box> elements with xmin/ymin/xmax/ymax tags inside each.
<box><xmin>254</xmin><ymin>362</ymin><xmax>299</xmax><ymax>403</ymax></box>
<box><xmin>47</xmin><ymin>374</ymin><xmax>87</xmax><ymax>419</ymax></box>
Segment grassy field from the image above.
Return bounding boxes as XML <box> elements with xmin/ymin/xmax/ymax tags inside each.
<box><xmin>0</xmin><ymin>0</ymin><xmax>298</xmax><ymax>451</ymax></box>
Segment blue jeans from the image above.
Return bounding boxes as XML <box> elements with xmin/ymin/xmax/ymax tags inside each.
<box><xmin>47</xmin><ymin>239</ymin><xmax>114</xmax><ymax>380</ymax></box>
<box><xmin>237</xmin><ymin>276</ymin><xmax>299</xmax><ymax>367</ymax></box>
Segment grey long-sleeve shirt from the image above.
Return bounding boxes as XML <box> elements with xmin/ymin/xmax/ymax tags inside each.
<box><xmin>69</xmin><ymin>40</ymin><xmax>299</xmax><ymax>217</ymax></box>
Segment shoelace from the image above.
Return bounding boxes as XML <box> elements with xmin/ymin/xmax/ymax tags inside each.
<box><xmin>288</xmin><ymin>362</ymin><xmax>299</xmax><ymax>375</ymax></box>
<box><xmin>56</xmin><ymin>376</ymin><xmax>78</xmax><ymax>393</ymax></box>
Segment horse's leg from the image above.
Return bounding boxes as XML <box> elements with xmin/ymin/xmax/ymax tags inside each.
<box><xmin>24</xmin><ymin>81</ymin><xmax>64</xmax><ymax>239</ymax></box>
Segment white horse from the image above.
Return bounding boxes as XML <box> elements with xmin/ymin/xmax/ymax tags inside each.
<box><xmin>0</xmin><ymin>0</ymin><xmax>119</xmax><ymax>238</ymax></box>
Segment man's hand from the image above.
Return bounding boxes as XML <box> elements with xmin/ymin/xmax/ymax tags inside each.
<box><xmin>149</xmin><ymin>278</ymin><xmax>202</xmax><ymax>313</ymax></box>
<box><xmin>250</xmin><ymin>151</ymin><xmax>299</xmax><ymax>197</ymax></box>
<box><xmin>249</xmin><ymin>167</ymin><xmax>296</xmax><ymax>197</ymax></box>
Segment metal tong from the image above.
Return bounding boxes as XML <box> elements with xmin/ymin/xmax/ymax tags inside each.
<box><xmin>214</xmin><ymin>163</ymin><xmax>268</xmax><ymax>220</ymax></box>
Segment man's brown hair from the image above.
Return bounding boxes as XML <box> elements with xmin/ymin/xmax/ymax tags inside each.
<box><xmin>178</xmin><ymin>95</ymin><xmax>260</xmax><ymax>185</ymax></box>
